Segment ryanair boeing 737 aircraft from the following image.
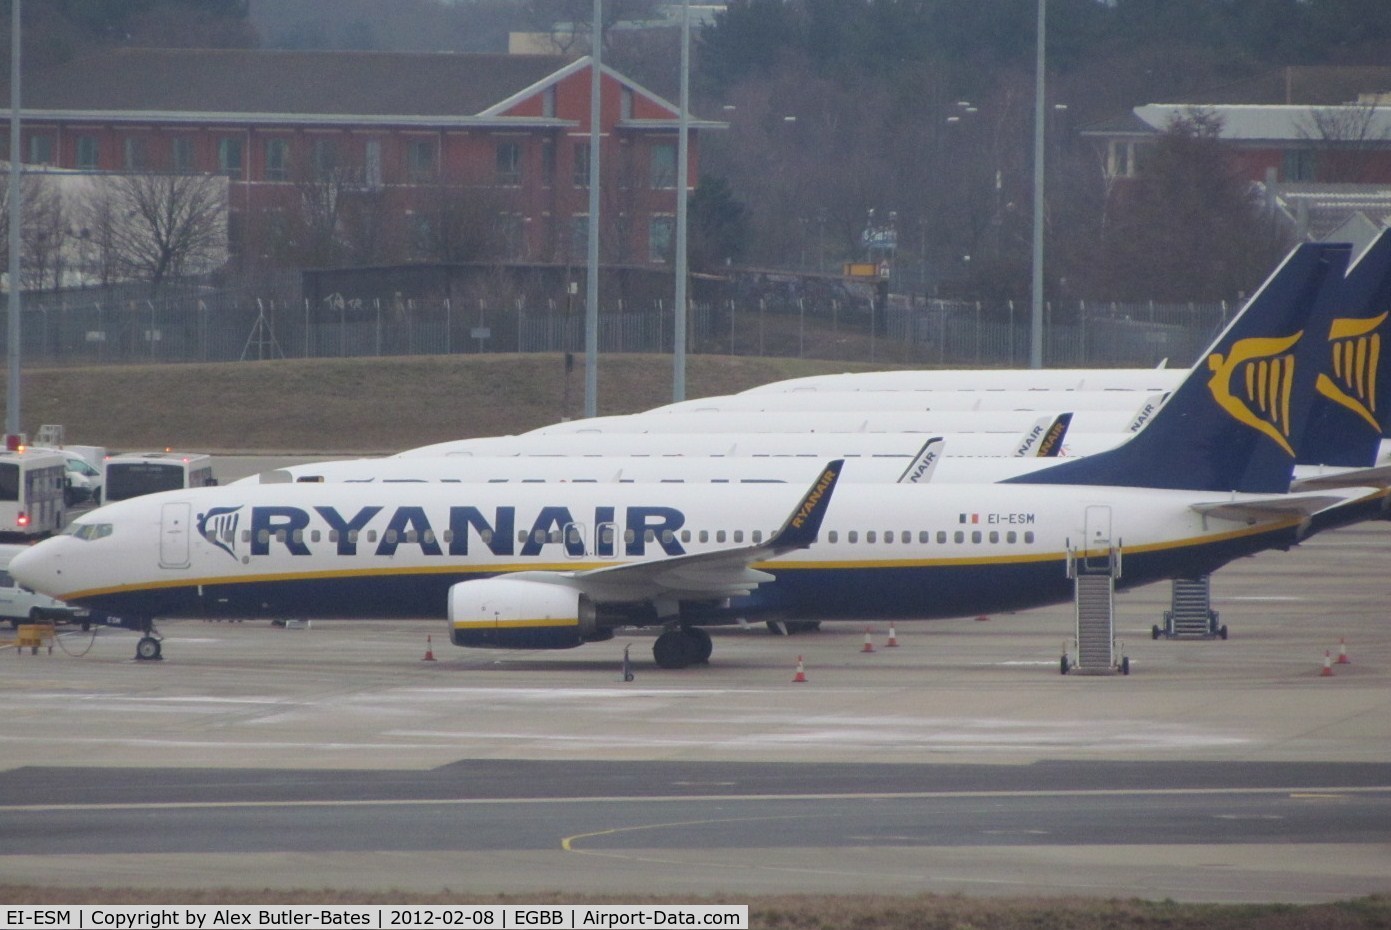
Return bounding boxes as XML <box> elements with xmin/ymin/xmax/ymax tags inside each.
<box><xmin>9</xmin><ymin>241</ymin><xmax>1381</xmax><ymax>668</ymax></box>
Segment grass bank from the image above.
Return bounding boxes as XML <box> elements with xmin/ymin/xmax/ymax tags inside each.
<box><xmin>2</xmin><ymin>354</ymin><xmax>903</xmax><ymax>453</ymax></box>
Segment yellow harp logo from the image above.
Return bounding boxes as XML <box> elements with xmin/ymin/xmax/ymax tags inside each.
<box><xmin>1315</xmin><ymin>312</ymin><xmax>1386</xmax><ymax>431</ymax></box>
<box><xmin>1206</xmin><ymin>332</ymin><xmax>1303</xmax><ymax>457</ymax></box>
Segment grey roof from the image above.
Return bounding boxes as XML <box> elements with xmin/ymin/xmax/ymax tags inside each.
<box><xmin>6</xmin><ymin>48</ymin><xmax>575</xmax><ymax>120</ymax></box>
<box><xmin>1089</xmin><ymin>104</ymin><xmax>1391</xmax><ymax>145</ymax></box>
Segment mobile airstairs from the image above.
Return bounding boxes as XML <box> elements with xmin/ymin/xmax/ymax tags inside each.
<box><xmin>1153</xmin><ymin>575</ymin><xmax>1228</xmax><ymax>640</ymax></box>
<box><xmin>1062</xmin><ymin>506</ymin><xmax>1129</xmax><ymax>676</ymax></box>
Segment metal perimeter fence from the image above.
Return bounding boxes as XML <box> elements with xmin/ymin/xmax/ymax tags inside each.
<box><xmin>7</xmin><ymin>279</ymin><xmax>1232</xmax><ymax>371</ymax></box>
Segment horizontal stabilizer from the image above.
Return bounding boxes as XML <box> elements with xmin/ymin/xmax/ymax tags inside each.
<box><xmin>1291</xmin><ymin>464</ymin><xmax>1391</xmax><ymax>492</ymax></box>
<box><xmin>1190</xmin><ymin>493</ymin><xmax>1355</xmax><ymax>524</ymax></box>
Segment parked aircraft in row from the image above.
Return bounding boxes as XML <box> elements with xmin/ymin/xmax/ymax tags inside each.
<box><xmin>11</xmin><ymin>241</ymin><xmax>1373</xmax><ymax>669</ymax></box>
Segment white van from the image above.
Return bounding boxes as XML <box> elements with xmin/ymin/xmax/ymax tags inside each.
<box><xmin>0</xmin><ymin>543</ymin><xmax>88</xmax><ymax>628</ymax></box>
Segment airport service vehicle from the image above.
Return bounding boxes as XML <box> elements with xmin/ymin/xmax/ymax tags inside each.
<box><xmin>0</xmin><ymin>544</ymin><xmax>87</xmax><ymax>627</ymax></box>
<box><xmin>11</xmin><ymin>242</ymin><xmax>1368</xmax><ymax>666</ymax></box>
<box><xmin>103</xmin><ymin>452</ymin><xmax>215</xmax><ymax>503</ymax></box>
<box><xmin>0</xmin><ymin>450</ymin><xmax>67</xmax><ymax>540</ymax></box>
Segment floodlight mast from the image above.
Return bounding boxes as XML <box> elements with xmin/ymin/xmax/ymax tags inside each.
<box><xmin>6</xmin><ymin>0</ymin><xmax>21</xmax><ymax>442</ymax></box>
<box><xmin>584</xmin><ymin>0</ymin><xmax>602</xmax><ymax>419</ymax></box>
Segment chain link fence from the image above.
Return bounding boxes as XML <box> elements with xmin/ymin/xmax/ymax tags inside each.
<box><xmin>7</xmin><ymin>278</ymin><xmax>1231</xmax><ymax>371</ymax></box>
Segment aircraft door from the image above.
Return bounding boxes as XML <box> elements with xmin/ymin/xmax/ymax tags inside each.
<box><xmin>1082</xmin><ymin>505</ymin><xmax>1113</xmax><ymax>572</ymax></box>
<box><xmin>160</xmin><ymin>502</ymin><xmax>192</xmax><ymax>569</ymax></box>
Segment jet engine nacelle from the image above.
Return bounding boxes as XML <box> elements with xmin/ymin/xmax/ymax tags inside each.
<box><xmin>448</xmin><ymin>577</ymin><xmax>603</xmax><ymax>650</ymax></box>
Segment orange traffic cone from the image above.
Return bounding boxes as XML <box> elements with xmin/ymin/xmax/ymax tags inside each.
<box><xmin>861</xmin><ymin>627</ymin><xmax>875</xmax><ymax>653</ymax></box>
<box><xmin>886</xmin><ymin>623</ymin><xmax>899</xmax><ymax>647</ymax></box>
<box><xmin>423</xmin><ymin>634</ymin><xmax>437</xmax><ymax>662</ymax></box>
<box><xmin>792</xmin><ymin>655</ymin><xmax>807</xmax><ymax>683</ymax></box>
<box><xmin>1321</xmin><ymin>650</ymin><xmax>1334</xmax><ymax>677</ymax></box>
<box><xmin>1337</xmin><ymin>638</ymin><xmax>1350</xmax><ymax>665</ymax></box>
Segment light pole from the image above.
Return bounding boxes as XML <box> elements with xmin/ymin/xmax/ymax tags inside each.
<box><xmin>584</xmin><ymin>0</ymin><xmax>602</xmax><ymax>418</ymax></box>
<box><xmin>6</xmin><ymin>0</ymin><xmax>22</xmax><ymax>444</ymax></box>
<box><xmin>1029</xmin><ymin>0</ymin><xmax>1045</xmax><ymax>370</ymax></box>
<box><xmin>673</xmin><ymin>0</ymin><xmax>690</xmax><ymax>401</ymax></box>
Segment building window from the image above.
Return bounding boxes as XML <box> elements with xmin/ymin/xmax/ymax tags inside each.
<box><xmin>312</xmin><ymin>138</ymin><xmax>340</xmax><ymax>179</ymax></box>
<box><xmin>407</xmin><ymin>139</ymin><xmax>435</xmax><ymax>182</ymax></box>
<box><xmin>648</xmin><ymin>214</ymin><xmax>674</xmax><ymax>263</ymax></box>
<box><xmin>218</xmin><ymin>138</ymin><xmax>243</xmax><ymax>178</ymax></box>
<box><xmin>123</xmin><ymin>136</ymin><xmax>151</xmax><ymax>171</ymax></box>
<box><xmin>27</xmin><ymin>134</ymin><xmax>54</xmax><ymax>165</ymax></box>
<box><xmin>1108</xmin><ymin>140</ymin><xmax>1133</xmax><ymax>178</ymax></box>
<box><xmin>541</xmin><ymin>138</ymin><xmax>555</xmax><ymax>188</ymax></box>
<box><xmin>496</xmin><ymin>141</ymin><xmax>522</xmax><ymax>186</ymax></box>
<box><xmin>171</xmin><ymin>137</ymin><xmax>195</xmax><ymax>173</ymax></box>
<box><xmin>1283</xmin><ymin>149</ymin><xmax>1317</xmax><ymax>182</ymax></box>
<box><xmin>498</xmin><ymin>212</ymin><xmax>525</xmax><ymax>259</ymax></box>
<box><xmin>75</xmin><ymin>136</ymin><xmax>99</xmax><ymax>170</ymax></box>
<box><xmin>543</xmin><ymin>86</ymin><xmax>556</xmax><ymax>118</ymax></box>
<box><xmin>621</xmin><ymin>87</ymin><xmax>634</xmax><ymax>120</ymax></box>
<box><xmin>365</xmin><ymin>139</ymin><xmax>382</xmax><ymax>189</ymax></box>
<box><xmin>650</xmin><ymin>142</ymin><xmax>676</xmax><ymax>189</ymax></box>
<box><xmin>570</xmin><ymin>214</ymin><xmax>589</xmax><ymax>257</ymax></box>
<box><xmin>265</xmin><ymin>139</ymin><xmax>289</xmax><ymax>181</ymax></box>
<box><xmin>573</xmin><ymin>142</ymin><xmax>590</xmax><ymax>188</ymax></box>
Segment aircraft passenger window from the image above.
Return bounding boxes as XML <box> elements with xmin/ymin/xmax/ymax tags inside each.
<box><xmin>549</xmin><ymin>530</ymin><xmax>562</xmax><ymax>543</ymax></box>
<box><xmin>311</xmin><ymin>530</ymin><xmax>321</xmax><ymax>543</ymax></box>
<box><xmin>292</xmin><ymin>529</ymin><xmax>304</xmax><ymax>544</ymax></box>
<box><xmin>443</xmin><ymin>530</ymin><xmax>455</xmax><ymax>544</ymax></box>
<box><xmin>384</xmin><ymin>530</ymin><xmax>398</xmax><ymax>544</ymax></box>
<box><xmin>258</xmin><ymin>530</ymin><xmax>270</xmax><ymax>545</ymax></box>
<box><xmin>645</xmin><ymin>529</ymin><xmax>656</xmax><ymax>543</ymax></box>
<box><xmin>480</xmin><ymin>529</ymin><xmax>493</xmax><ymax>544</ymax></box>
<box><xmin>1024</xmin><ymin>531</ymin><xmax>1035</xmax><ymax>544</ymax></box>
<box><xmin>989</xmin><ymin>531</ymin><xmax>999</xmax><ymax>544</ymax></box>
<box><xmin>423</xmin><ymin>531</ymin><xmax>435</xmax><ymax>544</ymax></box>
<box><xmin>681</xmin><ymin>530</ymin><xmax>691</xmax><ymax>543</ymax></box>
<box><xmin>275</xmin><ymin>529</ymin><xmax>287</xmax><ymax>544</ymax></box>
<box><xmin>698</xmin><ymin>530</ymin><xmax>709</xmax><ymax>543</ymax></box>
<box><xmin>827</xmin><ymin>530</ymin><xmax>838</xmax><ymax>543</ymax></box>
<box><xmin>919</xmin><ymin>531</ymin><xmax>929</xmax><ymax>543</ymax></box>
<box><xmin>1007</xmin><ymin>531</ymin><xmax>1017</xmax><ymax>544</ymax></box>
<box><xmin>367</xmin><ymin>531</ymin><xmax>378</xmax><ymax>543</ymax></box>
<box><xmin>733</xmin><ymin>530</ymin><xmax>743</xmax><ymax>543</ymax></box>
<box><xmin>752</xmin><ymin>530</ymin><xmax>763</xmax><ymax>543</ymax></box>
<box><xmin>866</xmin><ymin>531</ymin><xmax>877</xmax><ymax>544</ymax></box>
<box><xmin>406</xmin><ymin>530</ymin><xmax>418</xmax><ymax>543</ymax></box>
<box><xmin>600</xmin><ymin>527</ymin><xmax>613</xmax><ymax>545</ymax></box>
<box><xmin>954</xmin><ymin>531</ymin><xmax>964</xmax><ymax>544</ymax></box>
<box><xmin>536</xmin><ymin>530</ymin><xmax>548</xmax><ymax>544</ymax></box>
<box><xmin>848</xmin><ymin>531</ymin><xmax>858</xmax><ymax>544</ymax></box>
<box><xmin>625</xmin><ymin>529</ymin><xmax>637</xmax><ymax>544</ymax></box>
<box><xmin>348</xmin><ymin>530</ymin><xmax>358</xmax><ymax>543</ymax></box>
<box><xmin>519</xmin><ymin>530</ymin><xmax>529</xmax><ymax>544</ymax></box>
<box><xmin>884</xmin><ymin>531</ymin><xmax>894</xmax><ymax>544</ymax></box>
<box><xmin>971</xmin><ymin>531</ymin><xmax>982</xmax><ymax>544</ymax></box>
<box><xmin>567</xmin><ymin>527</ymin><xmax>582</xmax><ymax>545</ymax></box>
<box><xmin>937</xmin><ymin>531</ymin><xmax>946</xmax><ymax>544</ymax></box>
<box><xmin>716</xmin><ymin>530</ymin><xmax>726</xmax><ymax>543</ymax></box>
<box><xmin>662</xmin><ymin>529</ymin><xmax>675</xmax><ymax>544</ymax></box>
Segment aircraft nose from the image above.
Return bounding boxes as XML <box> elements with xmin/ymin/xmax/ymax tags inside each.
<box><xmin>9</xmin><ymin>540</ymin><xmax>62</xmax><ymax>597</ymax></box>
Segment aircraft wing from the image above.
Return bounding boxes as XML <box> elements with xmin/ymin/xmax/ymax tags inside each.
<box><xmin>1189</xmin><ymin>492</ymin><xmax>1363</xmax><ymax>524</ymax></box>
<box><xmin>1290</xmin><ymin>465</ymin><xmax>1391</xmax><ymax>492</ymax></box>
<box><xmin>538</xmin><ymin>460</ymin><xmax>843</xmax><ymax>603</ymax></box>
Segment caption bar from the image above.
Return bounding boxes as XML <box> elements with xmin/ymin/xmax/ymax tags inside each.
<box><xmin>2</xmin><ymin>906</ymin><xmax>749</xmax><ymax>930</ymax></box>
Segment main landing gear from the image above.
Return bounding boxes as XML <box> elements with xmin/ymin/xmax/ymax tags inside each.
<box><xmin>652</xmin><ymin>626</ymin><xmax>713</xmax><ymax>669</ymax></box>
<box><xmin>133</xmin><ymin>617</ymin><xmax>163</xmax><ymax>661</ymax></box>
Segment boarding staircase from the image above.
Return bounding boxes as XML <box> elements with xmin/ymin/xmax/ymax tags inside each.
<box><xmin>1154</xmin><ymin>575</ymin><xmax>1228</xmax><ymax>640</ymax></box>
<box><xmin>1063</xmin><ymin>532</ymin><xmax>1129</xmax><ymax>676</ymax></box>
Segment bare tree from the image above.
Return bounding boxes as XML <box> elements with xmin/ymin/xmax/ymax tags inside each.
<box><xmin>1295</xmin><ymin>100</ymin><xmax>1391</xmax><ymax>183</ymax></box>
<box><xmin>86</xmin><ymin>172</ymin><xmax>228</xmax><ymax>289</ymax></box>
<box><xmin>0</xmin><ymin>173</ymin><xmax>67</xmax><ymax>290</ymax></box>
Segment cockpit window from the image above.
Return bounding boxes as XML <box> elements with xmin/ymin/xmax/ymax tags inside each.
<box><xmin>66</xmin><ymin>522</ymin><xmax>114</xmax><ymax>541</ymax></box>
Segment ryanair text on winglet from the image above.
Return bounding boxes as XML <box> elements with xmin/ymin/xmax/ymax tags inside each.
<box><xmin>790</xmin><ymin>466</ymin><xmax>839</xmax><ymax>529</ymax></box>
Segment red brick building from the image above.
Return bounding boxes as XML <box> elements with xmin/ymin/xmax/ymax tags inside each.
<box><xmin>2</xmin><ymin>48</ymin><xmax>717</xmax><ymax>269</ymax></box>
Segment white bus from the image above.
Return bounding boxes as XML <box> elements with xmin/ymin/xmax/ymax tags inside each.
<box><xmin>103</xmin><ymin>452</ymin><xmax>216</xmax><ymax>503</ymax></box>
<box><xmin>0</xmin><ymin>450</ymin><xmax>67</xmax><ymax>539</ymax></box>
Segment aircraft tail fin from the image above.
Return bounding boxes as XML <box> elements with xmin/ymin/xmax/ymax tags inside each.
<box><xmin>770</xmin><ymin>459</ymin><xmax>843</xmax><ymax>549</ymax></box>
<box><xmin>1006</xmin><ymin>242</ymin><xmax>1352</xmax><ymax>493</ymax></box>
